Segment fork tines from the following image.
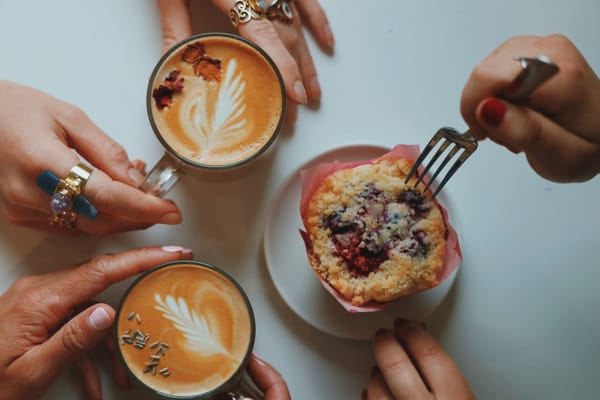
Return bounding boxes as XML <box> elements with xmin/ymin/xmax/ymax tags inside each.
<box><xmin>405</xmin><ymin>127</ymin><xmax>478</xmax><ymax>198</ymax></box>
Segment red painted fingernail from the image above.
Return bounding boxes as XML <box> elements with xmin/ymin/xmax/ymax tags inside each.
<box><xmin>480</xmin><ymin>97</ymin><xmax>506</xmax><ymax>126</ymax></box>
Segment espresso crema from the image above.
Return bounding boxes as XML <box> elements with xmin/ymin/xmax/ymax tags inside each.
<box><xmin>116</xmin><ymin>263</ymin><xmax>253</xmax><ymax>397</ymax></box>
<box><xmin>149</xmin><ymin>35</ymin><xmax>284</xmax><ymax>167</ymax></box>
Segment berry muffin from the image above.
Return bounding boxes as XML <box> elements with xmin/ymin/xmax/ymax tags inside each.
<box><xmin>301</xmin><ymin>156</ymin><xmax>447</xmax><ymax>306</ymax></box>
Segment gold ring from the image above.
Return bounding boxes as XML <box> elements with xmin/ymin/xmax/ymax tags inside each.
<box><xmin>48</xmin><ymin>163</ymin><xmax>93</xmax><ymax>230</ymax></box>
<box><xmin>229</xmin><ymin>0</ymin><xmax>267</xmax><ymax>27</ymax></box>
<box><xmin>267</xmin><ymin>0</ymin><xmax>294</xmax><ymax>24</ymax></box>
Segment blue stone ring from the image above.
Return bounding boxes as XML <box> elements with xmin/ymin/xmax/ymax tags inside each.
<box><xmin>35</xmin><ymin>164</ymin><xmax>98</xmax><ymax>227</ymax></box>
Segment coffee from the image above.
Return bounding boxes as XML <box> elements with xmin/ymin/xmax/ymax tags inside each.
<box><xmin>115</xmin><ymin>262</ymin><xmax>254</xmax><ymax>398</ymax></box>
<box><xmin>148</xmin><ymin>33</ymin><xmax>285</xmax><ymax>167</ymax></box>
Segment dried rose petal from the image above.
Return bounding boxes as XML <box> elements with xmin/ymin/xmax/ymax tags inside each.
<box><xmin>193</xmin><ymin>57</ymin><xmax>221</xmax><ymax>82</ymax></box>
<box><xmin>165</xmin><ymin>70</ymin><xmax>184</xmax><ymax>91</ymax></box>
<box><xmin>152</xmin><ymin>85</ymin><xmax>174</xmax><ymax>109</ymax></box>
<box><xmin>182</xmin><ymin>43</ymin><xmax>206</xmax><ymax>63</ymax></box>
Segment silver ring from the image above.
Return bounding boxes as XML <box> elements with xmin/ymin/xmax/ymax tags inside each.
<box><xmin>267</xmin><ymin>0</ymin><xmax>294</xmax><ymax>24</ymax></box>
<box><xmin>230</xmin><ymin>0</ymin><xmax>265</xmax><ymax>27</ymax></box>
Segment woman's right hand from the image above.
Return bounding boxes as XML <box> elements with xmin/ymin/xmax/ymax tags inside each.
<box><xmin>0</xmin><ymin>80</ymin><xmax>182</xmax><ymax>235</ymax></box>
<box><xmin>461</xmin><ymin>34</ymin><xmax>600</xmax><ymax>182</ymax></box>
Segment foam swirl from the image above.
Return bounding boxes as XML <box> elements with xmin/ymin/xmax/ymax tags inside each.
<box><xmin>178</xmin><ymin>59</ymin><xmax>251</xmax><ymax>159</ymax></box>
<box><xmin>154</xmin><ymin>293</ymin><xmax>229</xmax><ymax>357</ymax></box>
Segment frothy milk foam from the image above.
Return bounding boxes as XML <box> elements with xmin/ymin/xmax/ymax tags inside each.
<box><xmin>116</xmin><ymin>263</ymin><xmax>253</xmax><ymax>397</ymax></box>
<box><xmin>150</xmin><ymin>35</ymin><xmax>284</xmax><ymax>166</ymax></box>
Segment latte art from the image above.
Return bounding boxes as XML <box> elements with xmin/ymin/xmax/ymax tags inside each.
<box><xmin>116</xmin><ymin>263</ymin><xmax>254</xmax><ymax>397</ymax></box>
<box><xmin>154</xmin><ymin>294</ymin><xmax>230</xmax><ymax>358</ymax></box>
<box><xmin>149</xmin><ymin>35</ymin><xmax>284</xmax><ymax>167</ymax></box>
<box><xmin>178</xmin><ymin>59</ymin><xmax>253</xmax><ymax>160</ymax></box>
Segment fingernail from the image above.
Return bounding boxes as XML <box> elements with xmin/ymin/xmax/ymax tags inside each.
<box><xmin>361</xmin><ymin>389</ymin><xmax>368</xmax><ymax>400</ymax></box>
<box><xmin>294</xmin><ymin>80</ymin><xmax>308</xmax><ymax>104</ymax></box>
<box><xmin>252</xmin><ymin>353</ymin><xmax>269</xmax><ymax>367</ymax></box>
<box><xmin>162</xmin><ymin>245</ymin><xmax>186</xmax><ymax>253</ymax></box>
<box><xmin>158</xmin><ymin>212</ymin><xmax>182</xmax><ymax>224</ymax></box>
<box><xmin>480</xmin><ymin>97</ymin><xmax>506</xmax><ymax>126</ymax></box>
<box><xmin>308</xmin><ymin>76</ymin><xmax>321</xmax><ymax>101</ymax></box>
<box><xmin>323</xmin><ymin>23</ymin><xmax>334</xmax><ymax>47</ymax></box>
<box><xmin>89</xmin><ymin>307</ymin><xmax>112</xmax><ymax>331</ymax></box>
<box><xmin>128</xmin><ymin>167</ymin><xmax>145</xmax><ymax>186</ymax></box>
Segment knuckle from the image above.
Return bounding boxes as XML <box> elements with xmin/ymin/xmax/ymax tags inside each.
<box><xmin>103</xmin><ymin>141</ymin><xmax>130</xmax><ymax>165</ymax></box>
<box><xmin>249</xmin><ymin>20</ymin><xmax>281</xmax><ymax>42</ymax></box>
<box><xmin>2</xmin><ymin>182</ymin><xmax>29</xmax><ymax>207</ymax></box>
<box><xmin>61</xmin><ymin>320</ymin><xmax>88</xmax><ymax>353</ymax></box>
<box><xmin>538</xmin><ymin>33</ymin><xmax>573</xmax><ymax>50</ymax></box>
<box><xmin>10</xmin><ymin>276</ymin><xmax>37</xmax><ymax>294</ymax></box>
<box><xmin>80</xmin><ymin>254</ymin><xmax>114</xmax><ymax>285</ymax></box>
<box><xmin>412</xmin><ymin>342</ymin><xmax>444</xmax><ymax>362</ymax></box>
<box><xmin>60</xmin><ymin>104</ymin><xmax>88</xmax><ymax>126</ymax></box>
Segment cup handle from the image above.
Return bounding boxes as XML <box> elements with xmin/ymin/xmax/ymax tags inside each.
<box><xmin>138</xmin><ymin>152</ymin><xmax>182</xmax><ymax>197</ymax></box>
<box><xmin>218</xmin><ymin>370</ymin><xmax>265</xmax><ymax>400</ymax></box>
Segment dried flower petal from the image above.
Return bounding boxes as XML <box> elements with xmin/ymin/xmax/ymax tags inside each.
<box><xmin>182</xmin><ymin>42</ymin><xmax>206</xmax><ymax>63</ymax></box>
<box><xmin>193</xmin><ymin>57</ymin><xmax>222</xmax><ymax>82</ymax></box>
<box><xmin>152</xmin><ymin>85</ymin><xmax>174</xmax><ymax>109</ymax></box>
<box><xmin>165</xmin><ymin>70</ymin><xmax>184</xmax><ymax>91</ymax></box>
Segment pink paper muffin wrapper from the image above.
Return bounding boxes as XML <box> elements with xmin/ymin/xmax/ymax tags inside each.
<box><xmin>299</xmin><ymin>144</ymin><xmax>463</xmax><ymax>313</ymax></box>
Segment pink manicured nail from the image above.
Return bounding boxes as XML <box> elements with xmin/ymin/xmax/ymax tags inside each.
<box><xmin>294</xmin><ymin>80</ymin><xmax>308</xmax><ymax>104</ymax></box>
<box><xmin>89</xmin><ymin>307</ymin><xmax>112</xmax><ymax>331</ymax></box>
<box><xmin>128</xmin><ymin>167</ymin><xmax>145</xmax><ymax>186</ymax></box>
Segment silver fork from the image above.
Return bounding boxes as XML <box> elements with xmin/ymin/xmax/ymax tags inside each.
<box><xmin>405</xmin><ymin>55</ymin><xmax>560</xmax><ymax>197</ymax></box>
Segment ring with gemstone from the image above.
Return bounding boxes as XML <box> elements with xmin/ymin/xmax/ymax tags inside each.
<box><xmin>266</xmin><ymin>0</ymin><xmax>294</xmax><ymax>24</ymax></box>
<box><xmin>35</xmin><ymin>164</ymin><xmax>97</xmax><ymax>227</ymax></box>
<box><xmin>229</xmin><ymin>0</ymin><xmax>267</xmax><ymax>27</ymax></box>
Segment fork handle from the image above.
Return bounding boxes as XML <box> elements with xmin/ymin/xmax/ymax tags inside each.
<box><xmin>499</xmin><ymin>55</ymin><xmax>559</xmax><ymax>103</ymax></box>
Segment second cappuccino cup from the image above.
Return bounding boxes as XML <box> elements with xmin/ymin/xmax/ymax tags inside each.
<box><xmin>140</xmin><ymin>33</ymin><xmax>286</xmax><ymax>197</ymax></box>
<box><xmin>114</xmin><ymin>260</ymin><xmax>264</xmax><ymax>399</ymax></box>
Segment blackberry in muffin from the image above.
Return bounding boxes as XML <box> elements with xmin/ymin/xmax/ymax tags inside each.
<box><xmin>301</xmin><ymin>157</ymin><xmax>447</xmax><ymax>306</ymax></box>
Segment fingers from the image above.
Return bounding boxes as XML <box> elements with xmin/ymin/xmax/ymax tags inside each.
<box><xmin>81</xmin><ymin>168</ymin><xmax>182</xmax><ymax>222</ymax></box>
<box><xmin>74</xmin><ymin>355</ymin><xmax>103</xmax><ymax>400</ymax></box>
<box><xmin>476</xmin><ymin>97</ymin><xmax>600</xmax><ymax>182</ymax></box>
<box><xmin>247</xmin><ymin>353</ymin><xmax>291</xmax><ymax>400</ymax></box>
<box><xmin>53</xmin><ymin>103</ymin><xmax>145</xmax><ymax>188</ymax></box>
<box><xmin>373</xmin><ymin>328</ymin><xmax>429</xmax><ymax>399</ymax></box>
<box><xmin>294</xmin><ymin>0</ymin><xmax>334</xmax><ymax>48</ymax></box>
<box><xmin>365</xmin><ymin>367</ymin><xmax>395</xmax><ymax>400</ymax></box>
<box><xmin>102</xmin><ymin>334</ymin><xmax>131</xmax><ymax>389</ymax></box>
<box><xmin>24</xmin><ymin>304</ymin><xmax>114</xmax><ymax>392</ymax></box>
<box><xmin>392</xmin><ymin>319</ymin><xmax>474</xmax><ymax>400</ymax></box>
<box><xmin>45</xmin><ymin>246</ymin><xmax>193</xmax><ymax>318</ymax></box>
<box><xmin>157</xmin><ymin>0</ymin><xmax>193</xmax><ymax>54</ymax></box>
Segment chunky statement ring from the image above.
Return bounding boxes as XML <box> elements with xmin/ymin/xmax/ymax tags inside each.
<box><xmin>267</xmin><ymin>0</ymin><xmax>294</xmax><ymax>24</ymax></box>
<box><xmin>48</xmin><ymin>164</ymin><xmax>93</xmax><ymax>229</ymax></box>
<box><xmin>230</xmin><ymin>0</ymin><xmax>267</xmax><ymax>27</ymax></box>
<box><xmin>36</xmin><ymin>164</ymin><xmax>98</xmax><ymax>228</ymax></box>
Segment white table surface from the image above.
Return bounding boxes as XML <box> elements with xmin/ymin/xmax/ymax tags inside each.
<box><xmin>1</xmin><ymin>1</ymin><xmax>599</xmax><ymax>399</ymax></box>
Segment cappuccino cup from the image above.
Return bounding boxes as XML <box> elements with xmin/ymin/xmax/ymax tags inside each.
<box><xmin>139</xmin><ymin>33</ymin><xmax>286</xmax><ymax>197</ymax></box>
<box><xmin>114</xmin><ymin>260</ymin><xmax>263</xmax><ymax>399</ymax></box>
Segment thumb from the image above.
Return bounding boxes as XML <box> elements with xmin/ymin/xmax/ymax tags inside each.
<box><xmin>34</xmin><ymin>305</ymin><xmax>115</xmax><ymax>380</ymax></box>
<box><xmin>476</xmin><ymin>97</ymin><xmax>598</xmax><ymax>181</ymax></box>
<box><xmin>157</xmin><ymin>0</ymin><xmax>193</xmax><ymax>54</ymax></box>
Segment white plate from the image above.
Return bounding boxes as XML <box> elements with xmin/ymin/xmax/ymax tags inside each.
<box><xmin>263</xmin><ymin>144</ymin><xmax>460</xmax><ymax>341</ymax></box>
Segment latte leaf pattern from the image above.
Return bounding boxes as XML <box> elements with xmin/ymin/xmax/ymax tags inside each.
<box><xmin>189</xmin><ymin>59</ymin><xmax>249</xmax><ymax>156</ymax></box>
<box><xmin>154</xmin><ymin>294</ymin><xmax>229</xmax><ymax>357</ymax></box>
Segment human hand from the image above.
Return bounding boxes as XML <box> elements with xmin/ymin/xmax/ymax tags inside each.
<box><xmin>0</xmin><ymin>246</ymin><xmax>193</xmax><ymax>400</ymax></box>
<box><xmin>364</xmin><ymin>319</ymin><xmax>475</xmax><ymax>400</ymax></box>
<box><xmin>243</xmin><ymin>353</ymin><xmax>291</xmax><ymax>399</ymax></box>
<box><xmin>461</xmin><ymin>34</ymin><xmax>600</xmax><ymax>182</ymax></box>
<box><xmin>156</xmin><ymin>0</ymin><xmax>335</xmax><ymax>123</ymax></box>
<box><xmin>0</xmin><ymin>80</ymin><xmax>183</xmax><ymax>235</ymax></box>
